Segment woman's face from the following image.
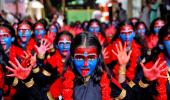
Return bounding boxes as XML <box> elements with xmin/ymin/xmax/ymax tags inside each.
<box><xmin>73</xmin><ymin>45</ymin><xmax>98</xmax><ymax>77</ymax></box>
<box><xmin>34</xmin><ymin>23</ymin><xmax>45</xmax><ymax>40</ymax></box>
<box><xmin>57</xmin><ymin>34</ymin><xmax>71</xmax><ymax>57</ymax></box>
<box><xmin>119</xmin><ymin>25</ymin><xmax>135</xmax><ymax>45</ymax></box>
<box><xmin>153</xmin><ymin>20</ymin><xmax>165</xmax><ymax>34</ymax></box>
<box><xmin>0</xmin><ymin>27</ymin><xmax>12</xmax><ymax>51</ymax></box>
<box><xmin>136</xmin><ymin>24</ymin><xmax>146</xmax><ymax>37</ymax></box>
<box><xmin>18</xmin><ymin>23</ymin><xmax>32</xmax><ymax>43</ymax></box>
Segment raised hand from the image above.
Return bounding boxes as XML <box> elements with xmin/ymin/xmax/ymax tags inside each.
<box><xmin>6</xmin><ymin>58</ymin><xmax>32</xmax><ymax>80</ymax></box>
<box><xmin>140</xmin><ymin>57</ymin><xmax>167</xmax><ymax>81</ymax></box>
<box><xmin>112</xmin><ymin>41</ymin><xmax>132</xmax><ymax>67</ymax></box>
<box><xmin>102</xmin><ymin>48</ymin><xmax>109</xmax><ymax>59</ymax></box>
<box><xmin>34</xmin><ymin>39</ymin><xmax>51</xmax><ymax>57</ymax></box>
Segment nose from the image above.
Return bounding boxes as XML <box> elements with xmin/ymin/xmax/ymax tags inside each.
<box><xmin>84</xmin><ymin>60</ymin><xmax>88</xmax><ymax>67</ymax></box>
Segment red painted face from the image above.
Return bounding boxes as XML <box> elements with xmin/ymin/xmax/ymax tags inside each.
<box><xmin>137</xmin><ymin>24</ymin><xmax>145</xmax><ymax>30</ymax></box>
<box><xmin>154</xmin><ymin>20</ymin><xmax>165</xmax><ymax>28</ymax></box>
<box><xmin>131</xmin><ymin>18</ymin><xmax>138</xmax><ymax>25</ymax></box>
<box><xmin>120</xmin><ymin>25</ymin><xmax>133</xmax><ymax>34</ymax></box>
<box><xmin>35</xmin><ymin>23</ymin><xmax>44</xmax><ymax>30</ymax></box>
<box><xmin>18</xmin><ymin>23</ymin><xmax>31</xmax><ymax>30</ymax></box>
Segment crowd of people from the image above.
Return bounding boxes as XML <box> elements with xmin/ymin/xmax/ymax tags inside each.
<box><xmin>0</xmin><ymin>10</ymin><xmax>170</xmax><ymax>100</ymax></box>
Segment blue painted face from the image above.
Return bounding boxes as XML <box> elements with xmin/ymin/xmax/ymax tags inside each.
<box><xmin>119</xmin><ymin>25</ymin><xmax>135</xmax><ymax>44</ymax></box>
<box><xmin>73</xmin><ymin>47</ymin><xmax>98</xmax><ymax>77</ymax></box>
<box><xmin>0</xmin><ymin>28</ymin><xmax>12</xmax><ymax>51</ymax></box>
<box><xmin>88</xmin><ymin>27</ymin><xmax>100</xmax><ymax>33</ymax></box>
<box><xmin>119</xmin><ymin>32</ymin><xmax>135</xmax><ymax>44</ymax></box>
<box><xmin>34</xmin><ymin>30</ymin><xmax>45</xmax><ymax>40</ymax></box>
<box><xmin>154</xmin><ymin>20</ymin><xmax>165</xmax><ymax>34</ymax></box>
<box><xmin>57</xmin><ymin>37</ymin><xmax>71</xmax><ymax>57</ymax></box>
<box><xmin>163</xmin><ymin>40</ymin><xmax>170</xmax><ymax>57</ymax></box>
<box><xmin>49</xmin><ymin>25</ymin><xmax>57</xmax><ymax>34</ymax></box>
<box><xmin>18</xmin><ymin>29</ymin><xmax>31</xmax><ymax>43</ymax></box>
<box><xmin>154</xmin><ymin>27</ymin><xmax>160</xmax><ymax>34</ymax></box>
<box><xmin>18</xmin><ymin>24</ymin><xmax>32</xmax><ymax>43</ymax></box>
<box><xmin>137</xmin><ymin>29</ymin><xmax>146</xmax><ymax>36</ymax></box>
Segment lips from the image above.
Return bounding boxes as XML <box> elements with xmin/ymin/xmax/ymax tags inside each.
<box><xmin>81</xmin><ymin>68</ymin><xmax>89</xmax><ymax>77</ymax></box>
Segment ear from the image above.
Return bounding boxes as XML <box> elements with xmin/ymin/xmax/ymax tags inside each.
<box><xmin>11</xmin><ymin>37</ymin><xmax>15</xmax><ymax>42</ymax></box>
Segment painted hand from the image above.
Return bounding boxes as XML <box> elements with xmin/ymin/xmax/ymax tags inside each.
<box><xmin>6</xmin><ymin>58</ymin><xmax>32</xmax><ymax>80</ymax></box>
<box><xmin>35</xmin><ymin>39</ymin><xmax>51</xmax><ymax>57</ymax></box>
<box><xmin>140</xmin><ymin>57</ymin><xmax>167</xmax><ymax>81</ymax></box>
<box><xmin>112</xmin><ymin>41</ymin><xmax>132</xmax><ymax>67</ymax></box>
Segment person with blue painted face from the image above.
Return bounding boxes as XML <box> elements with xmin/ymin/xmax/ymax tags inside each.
<box><xmin>55</xmin><ymin>31</ymin><xmax>73</xmax><ymax>63</ymax></box>
<box><xmin>153</xmin><ymin>19</ymin><xmax>165</xmax><ymax>35</ymax></box>
<box><xmin>119</xmin><ymin>24</ymin><xmax>135</xmax><ymax>50</ymax></box>
<box><xmin>139</xmin><ymin>23</ymin><xmax>170</xmax><ymax>100</ymax></box>
<box><xmin>87</xmin><ymin>19</ymin><xmax>106</xmax><ymax>46</ymax></box>
<box><xmin>61</xmin><ymin>32</ymin><xmax>115</xmax><ymax>100</ymax></box>
<box><xmin>0</xmin><ymin>24</ymin><xmax>44</xmax><ymax>100</ymax></box>
<box><xmin>34</xmin><ymin>21</ymin><xmax>46</xmax><ymax>41</ymax></box>
<box><xmin>17</xmin><ymin>20</ymin><xmax>35</xmax><ymax>49</ymax></box>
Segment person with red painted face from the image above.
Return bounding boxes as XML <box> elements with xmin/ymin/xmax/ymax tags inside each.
<box><xmin>47</xmin><ymin>31</ymin><xmax>73</xmax><ymax>99</ymax></box>
<box><xmin>87</xmin><ymin>19</ymin><xmax>107</xmax><ymax>46</ymax></box>
<box><xmin>0</xmin><ymin>24</ymin><xmax>43</xmax><ymax>100</ymax></box>
<box><xmin>103</xmin><ymin>22</ymin><xmax>144</xmax><ymax>89</ymax></box>
<box><xmin>146</xmin><ymin>18</ymin><xmax>165</xmax><ymax>50</ymax></box>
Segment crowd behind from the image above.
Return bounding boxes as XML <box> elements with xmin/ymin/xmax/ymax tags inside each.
<box><xmin>0</xmin><ymin>9</ymin><xmax>170</xmax><ymax>100</ymax></box>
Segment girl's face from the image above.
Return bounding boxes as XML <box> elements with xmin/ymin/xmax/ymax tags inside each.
<box><xmin>0</xmin><ymin>27</ymin><xmax>12</xmax><ymax>51</ymax></box>
<box><xmin>136</xmin><ymin>24</ymin><xmax>146</xmax><ymax>37</ymax></box>
<box><xmin>49</xmin><ymin>25</ymin><xmax>57</xmax><ymax>34</ymax></box>
<box><xmin>153</xmin><ymin>20</ymin><xmax>165</xmax><ymax>34</ymax></box>
<box><xmin>34</xmin><ymin>23</ymin><xmax>45</xmax><ymax>40</ymax></box>
<box><xmin>119</xmin><ymin>25</ymin><xmax>135</xmax><ymax>45</ymax></box>
<box><xmin>73</xmin><ymin>46</ymin><xmax>98</xmax><ymax>77</ymax></box>
<box><xmin>57</xmin><ymin>35</ymin><xmax>71</xmax><ymax>57</ymax></box>
<box><xmin>18</xmin><ymin>23</ymin><xmax>32</xmax><ymax>43</ymax></box>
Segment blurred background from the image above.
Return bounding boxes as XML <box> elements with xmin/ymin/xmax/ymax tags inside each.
<box><xmin>0</xmin><ymin>0</ymin><xmax>170</xmax><ymax>26</ymax></box>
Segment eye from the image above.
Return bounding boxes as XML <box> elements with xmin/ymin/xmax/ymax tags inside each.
<box><xmin>74</xmin><ymin>55</ymin><xmax>84</xmax><ymax>60</ymax></box>
<box><xmin>88</xmin><ymin>55</ymin><xmax>97</xmax><ymax>60</ymax></box>
<box><xmin>58</xmin><ymin>42</ymin><xmax>64</xmax><ymax>45</ymax></box>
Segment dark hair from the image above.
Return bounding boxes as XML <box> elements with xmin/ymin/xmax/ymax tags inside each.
<box><xmin>158</xmin><ymin>23</ymin><xmax>170</xmax><ymax>57</ymax></box>
<box><xmin>17</xmin><ymin>20</ymin><xmax>33</xmax><ymax>30</ymax></box>
<box><xmin>149</xmin><ymin>18</ymin><xmax>165</xmax><ymax>35</ymax></box>
<box><xmin>55</xmin><ymin>31</ymin><xmax>73</xmax><ymax>45</ymax></box>
<box><xmin>34</xmin><ymin>19</ymin><xmax>48</xmax><ymax>31</ymax></box>
<box><xmin>63</xmin><ymin>32</ymin><xmax>111</xmax><ymax>83</ymax></box>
